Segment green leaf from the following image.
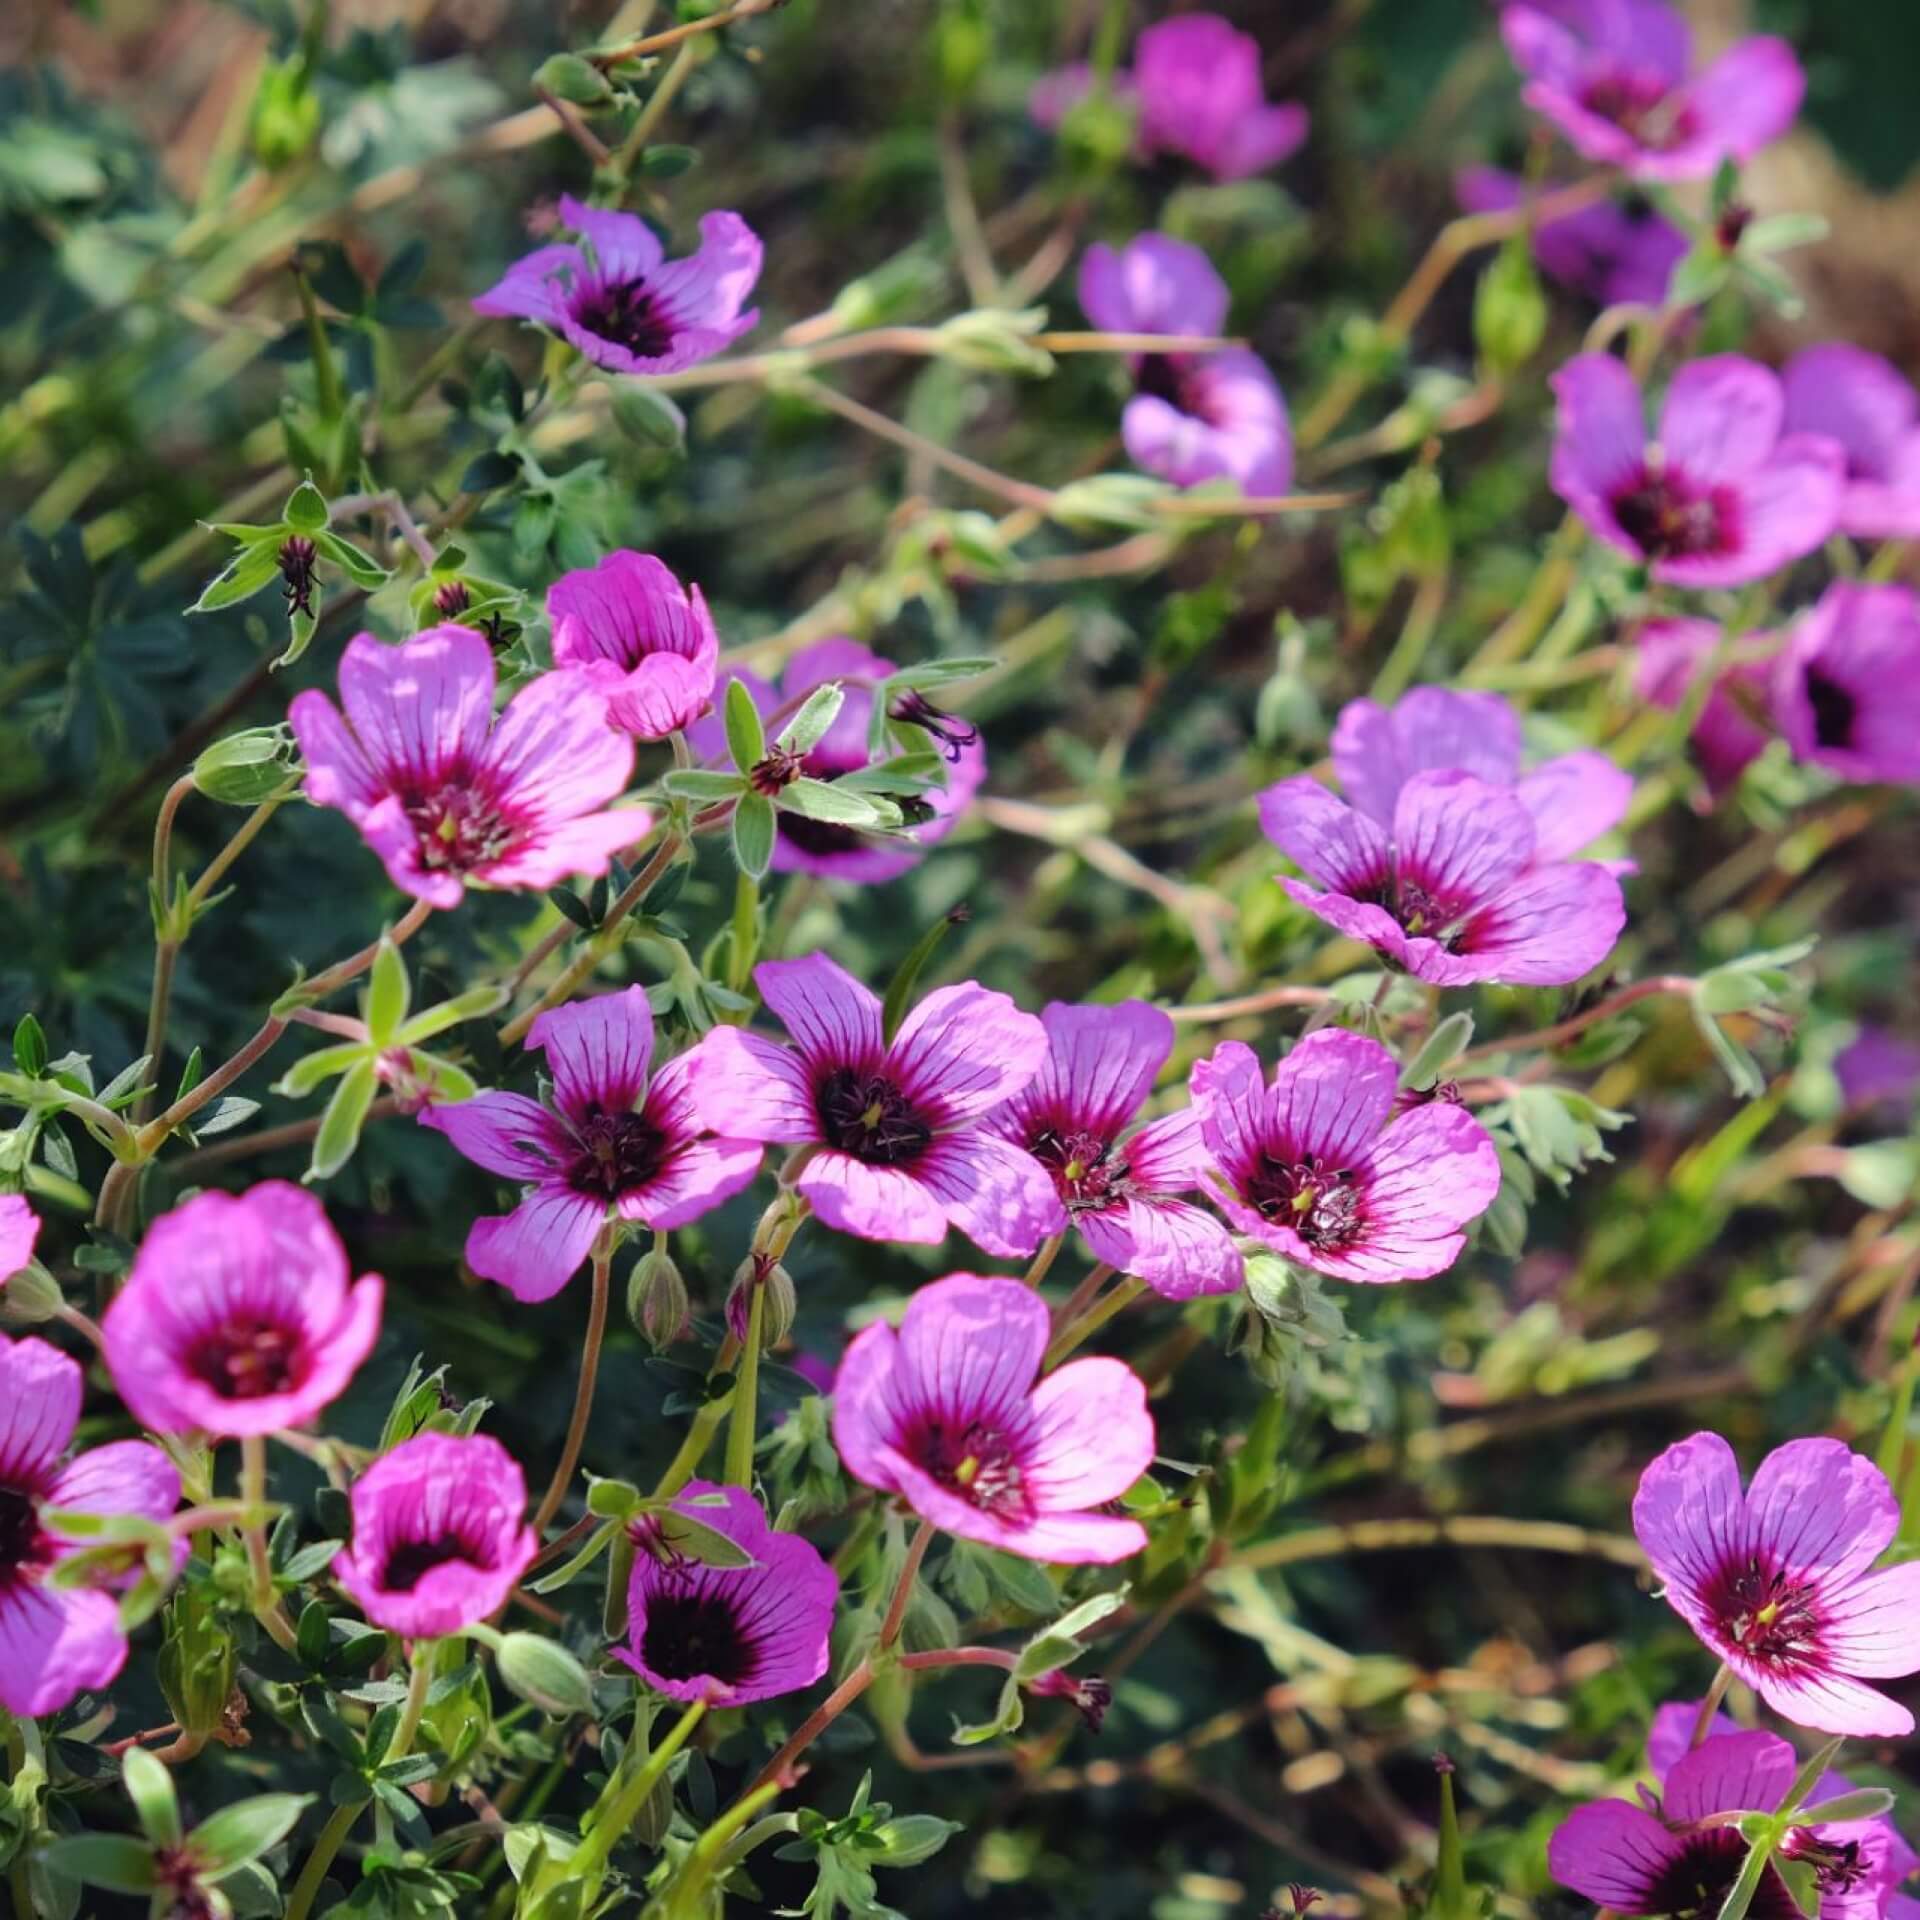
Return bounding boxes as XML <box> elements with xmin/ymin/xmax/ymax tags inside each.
<box><xmin>283</xmin><ymin>478</ymin><xmax>328</xmax><ymax>532</ymax></box>
<box><xmin>188</xmin><ymin>542</ymin><xmax>284</xmax><ymax>615</ymax></box>
<box><xmin>638</xmin><ymin>143</ymin><xmax>697</xmax><ymax>179</ymax></box>
<box><xmin>723</xmin><ymin>677</ymin><xmax>767</xmax><ymax>772</ymax></box>
<box><xmin>121</xmin><ymin>1744</ymin><xmax>182</xmax><ymax>1848</ymax></box>
<box><xmin>780</xmin><ymin>780</ymin><xmax>899</xmax><ymax>828</ymax></box>
<box><xmin>661</xmin><ymin>769</ymin><xmax>748</xmax><ymax>804</ymax></box>
<box><xmin>394</xmin><ymin>984</ymin><xmax>509</xmax><ymax>1045</ymax></box>
<box><xmin>882</xmin><ymin>658</ymin><xmax>996</xmax><ymax>692</ymax></box>
<box><xmin>12</xmin><ymin>1013</ymin><xmax>47</xmax><ymax>1078</ymax></box>
<box><xmin>1401</xmin><ymin>1011</ymin><xmax>1474</xmax><ymax>1089</ymax></box>
<box><xmin>644</xmin><ymin>1504</ymin><xmax>758</xmax><ymax>1571</ymax></box>
<box><xmin>308</xmin><ymin>1059</ymin><xmax>380</xmax><ymax>1181</ymax></box>
<box><xmin>189</xmin><ymin>1793</ymin><xmax>314</xmax><ymax>1875</ymax></box>
<box><xmin>364</xmin><ymin>937</ymin><xmax>411</xmax><ymax>1045</ymax></box>
<box><xmin>37</xmin><ymin>1835</ymin><xmax>155</xmax><ymax>1894</ymax></box>
<box><xmin>778</xmin><ymin>683</ymin><xmax>846</xmax><ymax>756</ymax></box>
<box><xmin>312</xmin><ymin>530</ymin><xmax>393</xmax><ymax>590</ymax></box>
<box><xmin>273</xmin><ymin>1041</ymin><xmax>372</xmax><ymax>1100</ymax></box>
<box><xmin>732</xmin><ymin>790</ymin><xmax>776</xmax><ymax>879</ymax></box>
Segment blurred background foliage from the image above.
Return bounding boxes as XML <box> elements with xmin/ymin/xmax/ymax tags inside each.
<box><xmin>3</xmin><ymin>1</ymin><xmax>1920</xmax><ymax>1915</ymax></box>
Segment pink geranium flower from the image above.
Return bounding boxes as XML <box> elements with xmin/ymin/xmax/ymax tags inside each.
<box><xmin>1456</xmin><ymin>166</ymin><xmax>1686</xmax><ymax>309</ymax></box>
<box><xmin>289</xmin><ymin>627</ymin><xmax>648</xmax><ymax>910</ymax></box>
<box><xmin>473</xmin><ymin>197</ymin><xmax>760</xmax><ymax>377</ymax></box>
<box><xmin>1773</xmin><ymin>584</ymin><xmax>1920</xmax><ymax>786</ymax></box>
<box><xmin>1501</xmin><ymin>0</ymin><xmax>1803</xmax><ymax>183</ymax></box>
<box><xmin>984</xmin><ymin>1001</ymin><xmax>1242</xmax><ymax>1300</ymax></box>
<box><xmin>1633</xmin><ymin>1432</ymin><xmax>1920</xmax><ymax>1736</ymax></box>
<box><xmin>1190</xmin><ymin>1029</ymin><xmax>1501</xmax><ymax>1284</ymax></box>
<box><xmin>421</xmin><ymin>986</ymin><xmax>766</xmax><ymax>1304</ymax></box>
<box><xmin>616</xmin><ymin>1481</ymin><xmax>836</xmax><ymax>1706</ymax></box>
<box><xmin>1835</xmin><ymin>1027</ymin><xmax>1920</xmax><ymax>1117</ymax></box>
<box><xmin>832</xmin><ymin>1274</ymin><xmax>1154</xmax><ymax>1564</ymax></box>
<box><xmin>1551</xmin><ymin>353</ymin><xmax>1844</xmax><ymax>587</ymax></box>
<box><xmin>0</xmin><ymin>1196</ymin><xmax>38</xmax><ymax>1284</ymax></box>
<box><xmin>1030</xmin><ymin>13</ymin><xmax>1307</xmax><ymax>182</ymax></box>
<box><xmin>1782</xmin><ymin>344</ymin><xmax>1920</xmax><ymax>542</ymax></box>
<box><xmin>333</xmin><ymin>1432</ymin><xmax>537</xmax><ymax>1638</ymax></box>
<box><xmin>1077</xmin><ymin>234</ymin><xmax>1292</xmax><ymax>498</ymax></box>
<box><xmin>686</xmin><ymin>639</ymin><xmax>986</xmax><ymax>884</ymax></box>
<box><xmin>691</xmin><ymin>953</ymin><xmax>1056</xmax><ymax>1257</ymax></box>
<box><xmin>547</xmin><ymin>551</ymin><xmax>720</xmax><ymax>741</ymax></box>
<box><xmin>1634</xmin><ymin>617</ymin><xmax>1774</xmax><ymax>797</ymax></box>
<box><xmin>102</xmin><ymin>1183</ymin><xmax>383</xmax><ymax>1438</ymax></box>
<box><xmin>1551</xmin><ymin>1717</ymin><xmax>1917</xmax><ymax>1918</ymax></box>
<box><xmin>0</xmin><ymin>1335</ymin><xmax>179</xmax><ymax>1716</ymax></box>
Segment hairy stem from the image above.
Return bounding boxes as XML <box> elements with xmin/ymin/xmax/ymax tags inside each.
<box><xmin>533</xmin><ymin>1235</ymin><xmax>614</xmax><ymax>1535</ymax></box>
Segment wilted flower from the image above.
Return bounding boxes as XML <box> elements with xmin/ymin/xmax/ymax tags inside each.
<box><xmin>1455</xmin><ymin>166</ymin><xmax>1687</xmax><ymax>309</ymax></box>
<box><xmin>0</xmin><ymin>1195</ymin><xmax>38</xmax><ymax>1283</ymax></box>
<box><xmin>333</xmin><ymin>1432</ymin><xmax>538</xmax><ymax>1638</ymax></box>
<box><xmin>1634</xmin><ymin>617</ymin><xmax>1773</xmax><ymax>797</ymax></box>
<box><xmin>1077</xmin><ymin>234</ymin><xmax>1292</xmax><ymax>498</ymax></box>
<box><xmin>421</xmin><ymin>986</ymin><xmax>767</xmax><ymax>1304</ymax></box>
<box><xmin>1633</xmin><ymin>1431</ymin><xmax>1920</xmax><ymax>1735</ymax></box>
<box><xmin>1550</xmin><ymin>354</ymin><xmax>1844</xmax><ymax>587</ymax></box>
<box><xmin>1500</xmin><ymin>0</ymin><xmax>1803</xmax><ymax>183</ymax></box>
<box><xmin>0</xmin><ymin>1334</ymin><xmax>180</xmax><ymax>1715</ymax></box>
<box><xmin>832</xmin><ymin>1274</ymin><xmax>1154</xmax><ymax>1564</ymax></box>
<box><xmin>1031</xmin><ymin>13</ymin><xmax>1307</xmax><ymax>182</ymax></box>
<box><xmin>1782</xmin><ymin>344</ymin><xmax>1920</xmax><ymax>541</ymax></box>
<box><xmin>690</xmin><ymin>952</ymin><xmax>1056</xmax><ymax>1257</ymax></box>
<box><xmin>1551</xmin><ymin>1718</ymin><xmax>1915</xmax><ymax>1917</ymax></box>
<box><xmin>547</xmin><ymin>550</ymin><xmax>720</xmax><ymax>741</ymax></box>
<box><xmin>984</xmin><ymin>1000</ymin><xmax>1242</xmax><ymax>1300</ymax></box>
<box><xmin>1190</xmin><ymin>1029</ymin><xmax>1502</xmax><ymax>1284</ymax></box>
<box><xmin>615</xmin><ymin>1480</ymin><xmax>836</xmax><ymax>1706</ymax></box>
<box><xmin>1028</xmin><ymin>1667</ymin><xmax>1113</xmax><ymax>1732</ymax></box>
<box><xmin>1259</xmin><ymin>765</ymin><xmax>1627</xmax><ymax>986</ymax></box>
<box><xmin>289</xmin><ymin>626</ymin><xmax>648</xmax><ymax>909</ymax></box>
<box><xmin>102</xmin><ymin>1182</ymin><xmax>383</xmax><ymax>1437</ymax></box>
<box><xmin>1834</xmin><ymin>1027</ymin><xmax>1920</xmax><ymax>1117</ymax></box>
<box><xmin>473</xmin><ymin>197</ymin><xmax>760</xmax><ymax>377</ymax></box>
<box><xmin>1772</xmin><ymin>583</ymin><xmax>1920</xmax><ymax>785</ymax></box>
<box><xmin>687</xmin><ymin>639</ymin><xmax>986</xmax><ymax>883</ymax></box>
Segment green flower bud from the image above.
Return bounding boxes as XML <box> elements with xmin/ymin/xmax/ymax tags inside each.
<box><xmin>1</xmin><ymin>1260</ymin><xmax>64</xmax><ymax>1324</ymax></box>
<box><xmin>627</xmin><ymin>1246</ymin><xmax>689</xmax><ymax>1351</ymax></box>
<box><xmin>495</xmin><ymin>1632</ymin><xmax>595</xmax><ymax>1718</ymax></box>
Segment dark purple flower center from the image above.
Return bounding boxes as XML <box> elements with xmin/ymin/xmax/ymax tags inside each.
<box><xmin>1804</xmin><ymin>668</ymin><xmax>1858</xmax><ymax>751</ymax></box>
<box><xmin>1642</xmin><ymin>1829</ymin><xmax>1800</xmax><ymax>1920</ymax></box>
<box><xmin>573</xmin><ymin>277</ymin><xmax>675</xmax><ymax>360</ymax></box>
<box><xmin>1244</xmin><ymin>1152</ymin><xmax>1363</xmax><ymax>1251</ymax></box>
<box><xmin>567</xmin><ymin>1107</ymin><xmax>669</xmax><ymax>1197</ymax></box>
<box><xmin>641</xmin><ymin>1586</ymin><xmax>758</xmax><ymax>1687</ymax></box>
<box><xmin>402</xmin><ymin>780</ymin><xmax>514</xmax><ymax>876</ymax></box>
<box><xmin>816</xmin><ymin>1068</ymin><xmax>933</xmax><ymax>1166</ymax></box>
<box><xmin>184</xmin><ymin>1315</ymin><xmax>307</xmax><ymax>1401</ymax></box>
<box><xmin>381</xmin><ymin>1533</ymin><xmax>486</xmax><ymax>1591</ymax></box>
<box><xmin>1612</xmin><ymin>467</ymin><xmax>1733</xmax><ymax>561</ymax></box>
<box><xmin>0</xmin><ymin>1483</ymin><xmax>50</xmax><ymax>1587</ymax></box>
<box><xmin>1699</xmin><ymin>1553</ymin><xmax>1823</xmax><ymax>1671</ymax></box>
<box><xmin>1136</xmin><ymin>352</ymin><xmax>1225</xmax><ymax>428</ymax></box>
<box><xmin>911</xmin><ymin>1417</ymin><xmax>1031</xmax><ymax>1520</ymax></box>
<box><xmin>1028</xmin><ymin>1126</ymin><xmax>1129</xmax><ymax>1213</ymax></box>
<box><xmin>1578</xmin><ymin>64</ymin><xmax>1695</xmax><ymax>150</ymax></box>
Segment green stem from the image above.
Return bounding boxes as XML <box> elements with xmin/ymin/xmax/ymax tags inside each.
<box><xmin>390</xmin><ymin>1645</ymin><xmax>436</xmax><ymax>1762</ymax></box>
<box><xmin>1043</xmin><ymin>1277</ymin><xmax>1145</xmax><ymax>1371</ymax></box>
<box><xmin>533</xmin><ymin>1236</ymin><xmax>614</xmax><ymax>1535</ymax></box>
<box><xmin>570</xmin><ymin>1699</ymin><xmax>707</xmax><ymax>1882</ymax></box>
<box><xmin>284</xmin><ymin>1801</ymin><xmax>364</xmax><ymax>1920</ymax></box>
<box><xmin>292</xmin><ymin>264</ymin><xmax>343</xmax><ymax>423</ymax></box>
<box><xmin>6</xmin><ymin>1717</ymin><xmax>38</xmax><ymax>1917</ymax></box>
<box><xmin>652</xmin><ymin>1381</ymin><xmax>736</xmax><ymax>1499</ymax></box>
<box><xmin>240</xmin><ymin>1434</ymin><xmax>300</xmax><ymax>1654</ymax></box>
<box><xmin>1689</xmin><ymin>1664</ymin><xmax>1734</xmax><ymax>1749</ymax></box>
<box><xmin>724</xmin><ymin>1278</ymin><xmax>766</xmax><ymax>1488</ymax></box>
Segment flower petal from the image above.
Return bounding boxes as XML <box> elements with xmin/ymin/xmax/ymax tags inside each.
<box><xmin>557</xmin><ymin>194</ymin><xmax>664</xmax><ymax>285</ymax></box>
<box><xmin>757</xmin><ymin>952</ymin><xmax>884</xmax><ymax>1073</ymax></box>
<box><xmin>996</xmin><ymin>1000</ymin><xmax>1173</xmax><ymax>1145</ymax></box>
<box><xmin>0</xmin><ymin>1584</ymin><xmax>126</xmax><ymax>1718</ymax></box>
<box><xmin>797</xmin><ymin>1152</ymin><xmax>949</xmax><ymax>1245</ymax></box>
<box><xmin>0</xmin><ymin>1336</ymin><xmax>81</xmax><ymax>1484</ymax></box>
<box><xmin>1547</xmin><ymin>1797</ymin><xmax>1685</xmax><ymax>1911</ymax></box>
<box><xmin>913</xmin><ymin>1132</ymin><xmax>1061</xmax><ymax>1259</ymax></box>
<box><xmin>1268</xmin><ymin>1027</ymin><xmax>1399</xmax><ymax>1168</ymax></box>
<box><xmin>1084</xmin><ymin>1194</ymin><xmax>1245</xmax><ymax>1299</ymax></box>
<box><xmin>1742</xmin><ymin>1436</ymin><xmax>1899</xmax><ymax>1591</ymax></box>
<box><xmin>893</xmin><ymin>1274</ymin><xmax>1048</xmax><ymax>1432</ymax></box>
<box><xmin>1632</xmin><ymin>1430</ymin><xmax>1745</xmax><ymax>1610</ymax></box>
<box><xmin>1393</xmin><ymin>769</ymin><xmax>1537</xmax><ymax>908</ymax></box>
<box><xmin>338</xmin><ymin>626</ymin><xmax>495</xmax><ymax>792</ymax></box>
<box><xmin>679</xmin><ymin>1026</ymin><xmax>818</xmax><ymax>1143</ymax></box>
<box><xmin>465</xmin><ymin>1188</ymin><xmax>605</xmax><ymax>1304</ymax></box>
<box><xmin>1025</xmin><ymin>1356</ymin><xmax>1156</xmax><ymax>1509</ymax></box>
<box><xmin>528</xmin><ymin>984</ymin><xmax>655</xmax><ymax>1123</ymax></box>
<box><xmin>1515</xmin><ymin>751</ymin><xmax>1634</xmax><ymax>859</ymax></box>
<box><xmin>1331</xmin><ymin>688</ymin><xmax>1521</xmax><ymax>826</ymax></box>
<box><xmin>1550</xmin><ymin>353</ymin><xmax>1648</xmax><ymax>526</ymax></box>
<box><xmin>1257</xmin><ymin>776</ymin><xmax>1391</xmax><ymax>894</ymax></box>
<box><xmin>420</xmin><ymin>1092</ymin><xmax>570</xmax><ymax>1179</ymax></box>
<box><xmin>890</xmin><ymin>982</ymin><xmax>1048</xmax><ymax>1126</ymax></box>
<box><xmin>478</xmin><ymin>666</ymin><xmax>633</xmax><ymax>828</ymax></box>
<box><xmin>1663</xmin><ymin>1730</ymin><xmax>1795</xmax><ymax>1822</ymax></box>
<box><xmin>1446</xmin><ymin>861</ymin><xmax>1626</xmax><ymax>987</ymax></box>
<box><xmin>1818</xmin><ymin>1559</ymin><xmax>1920</xmax><ymax>1678</ymax></box>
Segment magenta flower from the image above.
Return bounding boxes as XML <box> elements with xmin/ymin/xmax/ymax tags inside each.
<box><xmin>1550</xmin><ymin>1719</ymin><xmax>1916</xmax><ymax>1918</ymax></box>
<box><xmin>0</xmin><ymin>1196</ymin><xmax>38</xmax><ymax>1284</ymax></box>
<box><xmin>102</xmin><ymin>1183</ymin><xmax>383</xmax><ymax>1438</ymax></box>
<box><xmin>1773</xmin><ymin>584</ymin><xmax>1920</xmax><ymax>786</ymax></box>
<box><xmin>0</xmin><ymin>1335</ymin><xmax>179</xmax><ymax>1716</ymax></box>
<box><xmin>1634</xmin><ymin>617</ymin><xmax>1773</xmax><ymax>797</ymax></box>
<box><xmin>1550</xmin><ymin>354</ymin><xmax>1844</xmax><ymax>587</ymax></box>
<box><xmin>289</xmin><ymin>627</ymin><xmax>648</xmax><ymax>910</ymax></box>
<box><xmin>1455</xmin><ymin>166</ymin><xmax>1686</xmax><ymax>309</ymax></box>
<box><xmin>1077</xmin><ymin>235</ymin><xmax>1292</xmax><ymax>498</ymax></box>
<box><xmin>692</xmin><ymin>954</ymin><xmax>1056</xmax><ymax>1257</ymax></box>
<box><xmin>1259</xmin><ymin>761</ymin><xmax>1627</xmax><ymax>987</ymax></box>
<box><xmin>1029</xmin><ymin>13</ymin><xmax>1307</xmax><ymax>182</ymax></box>
<box><xmin>421</xmin><ymin>986</ymin><xmax>766</xmax><ymax>1304</ymax></box>
<box><xmin>686</xmin><ymin>639</ymin><xmax>985</xmax><ymax>884</ymax></box>
<box><xmin>1633</xmin><ymin>1431</ymin><xmax>1920</xmax><ymax>1736</ymax></box>
<box><xmin>1835</xmin><ymin>1027</ymin><xmax>1920</xmax><ymax>1117</ymax></box>
<box><xmin>832</xmin><ymin>1274</ymin><xmax>1154</xmax><ymax>1564</ymax></box>
<box><xmin>1329</xmin><ymin>685</ymin><xmax>1631</xmax><ymax>864</ymax></box>
<box><xmin>983</xmin><ymin>1001</ymin><xmax>1242</xmax><ymax>1300</ymax></box>
<box><xmin>473</xmin><ymin>197</ymin><xmax>760</xmax><ymax>377</ymax></box>
<box><xmin>1191</xmin><ymin>1030</ymin><xmax>1500</xmax><ymax>1285</ymax></box>
<box><xmin>1783</xmin><ymin>344</ymin><xmax>1920</xmax><ymax>542</ymax></box>
<box><xmin>333</xmin><ymin>1432</ymin><xmax>537</xmax><ymax>1639</ymax></box>
<box><xmin>615</xmin><ymin>1480</ymin><xmax>836</xmax><ymax>1706</ymax></box>
<box><xmin>547</xmin><ymin>551</ymin><xmax>720</xmax><ymax>742</ymax></box>
<box><xmin>1501</xmin><ymin>0</ymin><xmax>1803</xmax><ymax>183</ymax></box>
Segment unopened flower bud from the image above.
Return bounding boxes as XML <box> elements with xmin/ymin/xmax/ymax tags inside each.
<box><xmin>1028</xmin><ymin>1668</ymin><xmax>1112</xmax><ymax>1733</ymax></box>
<box><xmin>628</xmin><ymin>1246</ymin><xmax>689</xmax><ymax>1351</ymax></box>
<box><xmin>432</xmin><ymin>578</ymin><xmax>472</xmax><ymax>617</ymax></box>
<box><xmin>725</xmin><ymin>1257</ymin><xmax>796</xmax><ymax>1348</ymax></box>
<box><xmin>0</xmin><ymin>1260</ymin><xmax>64</xmax><ymax>1324</ymax></box>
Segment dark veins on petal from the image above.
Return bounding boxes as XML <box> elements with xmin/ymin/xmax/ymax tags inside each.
<box><xmin>572</xmin><ymin>277</ymin><xmax>675</xmax><ymax>360</ymax></box>
<box><xmin>1244</xmin><ymin>1152</ymin><xmax>1364</xmax><ymax>1252</ymax></box>
<box><xmin>567</xmin><ymin>1107</ymin><xmax>670</xmax><ymax>1196</ymax></box>
<box><xmin>1804</xmin><ymin>668</ymin><xmax>1858</xmax><ymax>751</ymax></box>
<box><xmin>816</xmin><ymin>1067</ymin><xmax>933</xmax><ymax>1165</ymax></box>
<box><xmin>185</xmin><ymin>1315</ymin><xmax>306</xmax><ymax>1400</ymax></box>
<box><xmin>1642</xmin><ymin>1829</ymin><xmax>1800</xmax><ymax>1920</ymax></box>
<box><xmin>641</xmin><ymin>1586</ymin><xmax>759</xmax><ymax>1686</ymax></box>
<box><xmin>1699</xmin><ymin>1553</ymin><xmax>1824</xmax><ymax>1673</ymax></box>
